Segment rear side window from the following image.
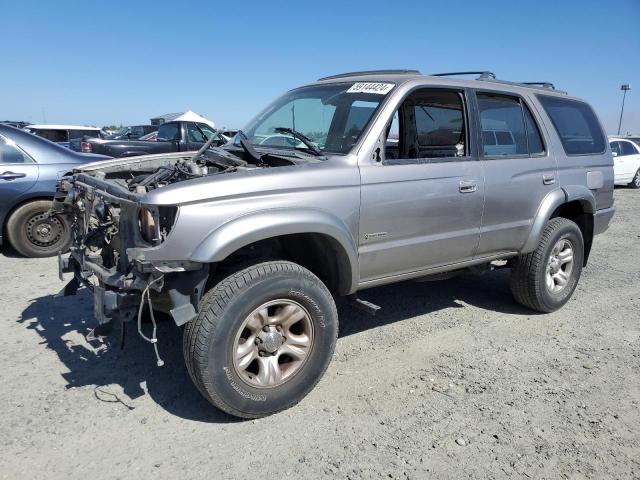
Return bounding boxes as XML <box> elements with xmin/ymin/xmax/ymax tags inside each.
<box><xmin>538</xmin><ymin>96</ymin><xmax>605</xmax><ymax>155</ymax></box>
<box><xmin>157</xmin><ymin>123</ymin><xmax>181</xmax><ymax>141</ymax></box>
<box><xmin>477</xmin><ymin>94</ymin><xmax>528</xmax><ymax>156</ymax></box>
<box><xmin>69</xmin><ymin>129</ymin><xmax>99</xmax><ymax>140</ymax></box>
<box><xmin>33</xmin><ymin>129</ymin><xmax>68</xmax><ymax>143</ymax></box>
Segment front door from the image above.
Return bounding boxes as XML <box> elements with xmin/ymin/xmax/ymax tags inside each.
<box><xmin>0</xmin><ymin>136</ymin><xmax>39</xmax><ymax>220</ymax></box>
<box><xmin>358</xmin><ymin>88</ymin><xmax>484</xmax><ymax>283</ymax></box>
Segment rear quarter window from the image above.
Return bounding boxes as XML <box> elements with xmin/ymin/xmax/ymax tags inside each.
<box><xmin>538</xmin><ymin>96</ymin><xmax>605</xmax><ymax>156</ymax></box>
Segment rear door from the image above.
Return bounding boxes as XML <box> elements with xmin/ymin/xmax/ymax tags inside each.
<box><xmin>358</xmin><ymin>87</ymin><xmax>485</xmax><ymax>282</ymax></box>
<box><xmin>0</xmin><ymin>136</ymin><xmax>39</xmax><ymax>220</ymax></box>
<box><xmin>474</xmin><ymin>90</ymin><xmax>558</xmax><ymax>254</ymax></box>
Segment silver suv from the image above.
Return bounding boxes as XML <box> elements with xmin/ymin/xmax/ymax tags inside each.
<box><xmin>54</xmin><ymin>70</ymin><xmax>615</xmax><ymax>418</ymax></box>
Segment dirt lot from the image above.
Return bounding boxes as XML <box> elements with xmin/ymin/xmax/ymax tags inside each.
<box><xmin>1</xmin><ymin>189</ymin><xmax>638</xmax><ymax>480</ymax></box>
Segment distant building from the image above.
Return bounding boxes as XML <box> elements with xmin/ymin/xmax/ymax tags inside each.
<box><xmin>149</xmin><ymin>112</ymin><xmax>183</xmax><ymax>126</ymax></box>
<box><xmin>149</xmin><ymin>110</ymin><xmax>215</xmax><ymax>128</ymax></box>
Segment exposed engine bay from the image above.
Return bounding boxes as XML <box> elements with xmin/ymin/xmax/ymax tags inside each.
<box><xmin>82</xmin><ymin>144</ymin><xmax>318</xmax><ymax>194</ymax></box>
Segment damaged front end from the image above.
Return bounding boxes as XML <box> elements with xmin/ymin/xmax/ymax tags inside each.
<box><xmin>51</xmin><ymin>151</ymin><xmax>256</xmax><ymax>359</ymax></box>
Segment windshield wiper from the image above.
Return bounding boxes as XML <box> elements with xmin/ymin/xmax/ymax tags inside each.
<box><xmin>274</xmin><ymin>127</ymin><xmax>322</xmax><ymax>156</ymax></box>
<box><xmin>236</xmin><ymin>130</ymin><xmax>264</xmax><ymax>163</ymax></box>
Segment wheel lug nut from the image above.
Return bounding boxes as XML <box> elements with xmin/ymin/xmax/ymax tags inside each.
<box><xmin>255</xmin><ymin>338</ymin><xmax>262</xmax><ymax>344</ymax></box>
<box><xmin>263</xmin><ymin>325</ymin><xmax>270</xmax><ymax>332</ymax></box>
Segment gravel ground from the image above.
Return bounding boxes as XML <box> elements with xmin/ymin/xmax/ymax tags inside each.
<box><xmin>1</xmin><ymin>189</ymin><xmax>638</xmax><ymax>480</ymax></box>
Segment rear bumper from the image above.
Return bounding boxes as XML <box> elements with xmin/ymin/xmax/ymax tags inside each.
<box><xmin>594</xmin><ymin>207</ymin><xmax>615</xmax><ymax>235</ymax></box>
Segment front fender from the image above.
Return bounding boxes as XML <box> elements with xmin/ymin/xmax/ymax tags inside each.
<box><xmin>189</xmin><ymin>208</ymin><xmax>359</xmax><ymax>293</ymax></box>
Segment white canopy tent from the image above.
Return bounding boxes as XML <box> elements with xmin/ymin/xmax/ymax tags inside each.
<box><xmin>173</xmin><ymin>110</ymin><xmax>215</xmax><ymax>129</ymax></box>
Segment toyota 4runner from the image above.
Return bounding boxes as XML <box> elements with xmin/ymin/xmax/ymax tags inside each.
<box><xmin>53</xmin><ymin>70</ymin><xmax>615</xmax><ymax>418</ymax></box>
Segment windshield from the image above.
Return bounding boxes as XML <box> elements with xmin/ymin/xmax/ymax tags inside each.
<box><xmin>239</xmin><ymin>82</ymin><xmax>394</xmax><ymax>155</ymax></box>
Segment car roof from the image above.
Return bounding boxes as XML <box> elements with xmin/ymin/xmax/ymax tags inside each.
<box><xmin>310</xmin><ymin>70</ymin><xmax>574</xmax><ymax>100</ymax></box>
<box><xmin>25</xmin><ymin>124</ymin><xmax>101</xmax><ymax>130</ymax></box>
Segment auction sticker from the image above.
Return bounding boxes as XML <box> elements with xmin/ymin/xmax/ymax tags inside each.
<box><xmin>347</xmin><ymin>82</ymin><xmax>394</xmax><ymax>95</ymax></box>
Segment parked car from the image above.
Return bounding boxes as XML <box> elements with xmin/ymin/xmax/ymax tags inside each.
<box><xmin>0</xmin><ymin>125</ymin><xmax>109</xmax><ymax>257</ymax></box>
<box><xmin>54</xmin><ymin>70</ymin><xmax>614</xmax><ymax>418</ymax></box>
<box><xmin>609</xmin><ymin>137</ymin><xmax>640</xmax><ymax>188</ymax></box>
<box><xmin>70</xmin><ymin>125</ymin><xmax>158</xmax><ymax>152</ymax></box>
<box><xmin>77</xmin><ymin>121</ymin><xmax>226</xmax><ymax>157</ymax></box>
<box><xmin>24</xmin><ymin>125</ymin><xmax>103</xmax><ymax>149</ymax></box>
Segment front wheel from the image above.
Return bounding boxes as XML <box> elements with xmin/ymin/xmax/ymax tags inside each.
<box><xmin>510</xmin><ymin>217</ymin><xmax>584</xmax><ymax>313</ymax></box>
<box><xmin>629</xmin><ymin>168</ymin><xmax>640</xmax><ymax>189</ymax></box>
<box><xmin>6</xmin><ymin>200</ymin><xmax>72</xmax><ymax>258</ymax></box>
<box><xmin>183</xmin><ymin>261</ymin><xmax>338</xmax><ymax>418</ymax></box>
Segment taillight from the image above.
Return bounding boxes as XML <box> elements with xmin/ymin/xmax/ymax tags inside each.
<box><xmin>81</xmin><ymin>142</ymin><xmax>92</xmax><ymax>153</ymax></box>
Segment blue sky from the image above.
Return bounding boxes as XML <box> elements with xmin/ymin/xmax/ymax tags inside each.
<box><xmin>2</xmin><ymin>0</ymin><xmax>639</xmax><ymax>134</ymax></box>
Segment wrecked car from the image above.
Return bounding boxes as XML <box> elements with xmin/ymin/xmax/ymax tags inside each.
<box><xmin>54</xmin><ymin>70</ymin><xmax>615</xmax><ymax>418</ymax></box>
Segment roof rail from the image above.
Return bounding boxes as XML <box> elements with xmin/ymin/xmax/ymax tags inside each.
<box><xmin>481</xmin><ymin>78</ymin><xmax>567</xmax><ymax>94</ymax></box>
<box><xmin>430</xmin><ymin>71</ymin><xmax>496</xmax><ymax>80</ymax></box>
<box><xmin>317</xmin><ymin>69</ymin><xmax>421</xmax><ymax>81</ymax></box>
<box><xmin>520</xmin><ymin>82</ymin><xmax>557</xmax><ymax>90</ymax></box>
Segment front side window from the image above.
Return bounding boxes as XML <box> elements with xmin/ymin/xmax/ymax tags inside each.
<box><xmin>610</xmin><ymin>141</ymin><xmax>622</xmax><ymax>156</ymax></box>
<box><xmin>538</xmin><ymin>95</ymin><xmax>605</xmax><ymax>155</ymax></box>
<box><xmin>187</xmin><ymin>123</ymin><xmax>207</xmax><ymax>143</ymax></box>
<box><xmin>384</xmin><ymin>89</ymin><xmax>467</xmax><ymax>161</ymax></box>
<box><xmin>621</xmin><ymin>141</ymin><xmax>638</xmax><ymax>156</ymax></box>
<box><xmin>0</xmin><ymin>138</ymin><xmax>34</xmax><ymax>164</ymax></box>
<box><xmin>242</xmin><ymin>82</ymin><xmax>393</xmax><ymax>154</ymax></box>
<box><xmin>157</xmin><ymin>123</ymin><xmax>181</xmax><ymax>141</ymax></box>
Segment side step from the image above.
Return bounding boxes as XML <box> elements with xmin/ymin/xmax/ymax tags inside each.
<box><xmin>348</xmin><ymin>295</ymin><xmax>381</xmax><ymax>316</ymax></box>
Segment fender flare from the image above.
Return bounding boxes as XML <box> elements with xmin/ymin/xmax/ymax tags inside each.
<box><xmin>521</xmin><ymin>186</ymin><xmax>596</xmax><ymax>254</ymax></box>
<box><xmin>189</xmin><ymin>208</ymin><xmax>360</xmax><ymax>294</ymax></box>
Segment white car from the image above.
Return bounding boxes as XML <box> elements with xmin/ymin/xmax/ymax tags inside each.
<box><xmin>609</xmin><ymin>137</ymin><xmax>640</xmax><ymax>188</ymax></box>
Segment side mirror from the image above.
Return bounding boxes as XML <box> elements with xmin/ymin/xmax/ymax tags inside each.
<box><xmin>612</xmin><ymin>151</ymin><xmax>618</xmax><ymax>157</ymax></box>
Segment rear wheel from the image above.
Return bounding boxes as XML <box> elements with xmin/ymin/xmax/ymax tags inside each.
<box><xmin>183</xmin><ymin>261</ymin><xmax>338</xmax><ymax>418</ymax></box>
<box><xmin>629</xmin><ymin>168</ymin><xmax>640</xmax><ymax>189</ymax></box>
<box><xmin>510</xmin><ymin>217</ymin><xmax>584</xmax><ymax>313</ymax></box>
<box><xmin>6</xmin><ymin>200</ymin><xmax>72</xmax><ymax>258</ymax></box>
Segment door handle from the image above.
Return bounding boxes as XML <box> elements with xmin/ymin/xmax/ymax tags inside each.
<box><xmin>542</xmin><ymin>174</ymin><xmax>555</xmax><ymax>185</ymax></box>
<box><xmin>0</xmin><ymin>171</ymin><xmax>27</xmax><ymax>181</ymax></box>
<box><xmin>459</xmin><ymin>181</ymin><xmax>477</xmax><ymax>193</ymax></box>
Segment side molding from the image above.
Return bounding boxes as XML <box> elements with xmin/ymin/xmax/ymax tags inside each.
<box><xmin>189</xmin><ymin>208</ymin><xmax>359</xmax><ymax>293</ymax></box>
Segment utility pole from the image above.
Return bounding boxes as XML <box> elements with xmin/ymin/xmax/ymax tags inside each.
<box><xmin>617</xmin><ymin>84</ymin><xmax>631</xmax><ymax>135</ymax></box>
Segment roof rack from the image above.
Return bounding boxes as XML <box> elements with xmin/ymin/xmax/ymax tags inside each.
<box><xmin>317</xmin><ymin>69</ymin><xmax>421</xmax><ymax>81</ymax></box>
<box><xmin>430</xmin><ymin>71</ymin><xmax>566</xmax><ymax>94</ymax></box>
<box><xmin>430</xmin><ymin>71</ymin><xmax>496</xmax><ymax>80</ymax></box>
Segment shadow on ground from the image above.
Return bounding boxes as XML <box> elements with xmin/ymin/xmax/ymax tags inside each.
<box><xmin>19</xmin><ymin>268</ymin><xmax>531</xmax><ymax>423</ymax></box>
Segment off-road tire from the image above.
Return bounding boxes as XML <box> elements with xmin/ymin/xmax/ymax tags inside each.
<box><xmin>183</xmin><ymin>261</ymin><xmax>338</xmax><ymax>419</ymax></box>
<box><xmin>629</xmin><ymin>168</ymin><xmax>640</xmax><ymax>189</ymax></box>
<box><xmin>510</xmin><ymin>217</ymin><xmax>584</xmax><ymax>313</ymax></box>
<box><xmin>6</xmin><ymin>200</ymin><xmax>72</xmax><ymax>258</ymax></box>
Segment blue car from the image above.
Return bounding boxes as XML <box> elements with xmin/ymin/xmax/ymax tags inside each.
<box><xmin>0</xmin><ymin>125</ymin><xmax>109</xmax><ymax>257</ymax></box>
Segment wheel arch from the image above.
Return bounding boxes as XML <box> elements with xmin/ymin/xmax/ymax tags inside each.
<box><xmin>2</xmin><ymin>193</ymin><xmax>55</xmax><ymax>233</ymax></box>
<box><xmin>190</xmin><ymin>209</ymin><xmax>359</xmax><ymax>295</ymax></box>
<box><xmin>522</xmin><ymin>186</ymin><xmax>595</xmax><ymax>266</ymax></box>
